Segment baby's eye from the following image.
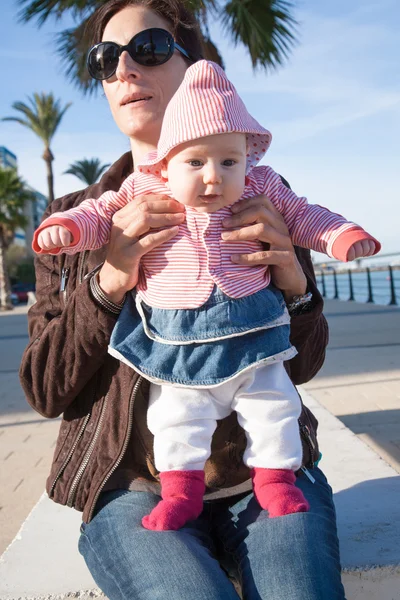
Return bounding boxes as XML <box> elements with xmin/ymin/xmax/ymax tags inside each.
<box><xmin>188</xmin><ymin>160</ymin><xmax>203</xmax><ymax>167</ymax></box>
<box><xmin>222</xmin><ymin>159</ymin><xmax>236</xmax><ymax>167</ymax></box>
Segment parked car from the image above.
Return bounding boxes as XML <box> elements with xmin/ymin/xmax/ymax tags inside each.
<box><xmin>11</xmin><ymin>283</ymin><xmax>36</xmax><ymax>304</ymax></box>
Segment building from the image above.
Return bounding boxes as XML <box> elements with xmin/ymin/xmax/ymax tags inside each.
<box><xmin>20</xmin><ymin>187</ymin><xmax>48</xmax><ymax>253</ymax></box>
<box><xmin>0</xmin><ymin>146</ymin><xmax>17</xmax><ymax>170</ymax></box>
<box><xmin>1</xmin><ymin>146</ymin><xmax>47</xmax><ymax>253</ymax></box>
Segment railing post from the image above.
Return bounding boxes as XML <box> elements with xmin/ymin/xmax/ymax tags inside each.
<box><xmin>333</xmin><ymin>270</ymin><xmax>339</xmax><ymax>299</ymax></box>
<box><xmin>366</xmin><ymin>268</ymin><xmax>374</xmax><ymax>303</ymax></box>
<box><xmin>388</xmin><ymin>266</ymin><xmax>398</xmax><ymax>305</ymax></box>
<box><xmin>321</xmin><ymin>270</ymin><xmax>326</xmax><ymax>297</ymax></box>
<box><xmin>348</xmin><ymin>269</ymin><xmax>355</xmax><ymax>301</ymax></box>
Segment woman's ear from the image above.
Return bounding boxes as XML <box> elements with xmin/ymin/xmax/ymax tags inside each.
<box><xmin>161</xmin><ymin>159</ymin><xmax>168</xmax><ymax>182</ymax></box>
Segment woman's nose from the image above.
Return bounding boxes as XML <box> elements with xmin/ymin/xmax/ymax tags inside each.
<box><xmin>203</xmin><ymin>165</ymin><xmax>222</xmax><ymax>185</ymax></box>
<box><xmin>115</xmin><ymin>50</ymin><xmax>141</xmax><ymax>82</ymax></box>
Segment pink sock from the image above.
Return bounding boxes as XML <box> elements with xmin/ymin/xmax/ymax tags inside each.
<box><xmin>252</xmin><ymin>467</ymin><xmax>310</xmax><ymax>518</ymax></box>
<box><xmin>142</xmin><ymin>470</ymin><xmax>205</xmax><ymax>531</ymax></box>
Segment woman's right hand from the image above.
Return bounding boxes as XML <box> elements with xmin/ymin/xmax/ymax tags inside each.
<box><xmin>98</xmin><ymin>194</ymin><xmax>185</xmax><ymax>304</ymax></box>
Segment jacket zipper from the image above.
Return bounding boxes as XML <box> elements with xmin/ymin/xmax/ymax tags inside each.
<box><xmin>67</xmin><ymin>393</ymin><xmax>110</xmax><ymax>508</ymax></box>
<box><xmin>54</xmin><ymin>251</ymin><xmax>106</xmax><ymax>505</ymax></box>
<box><xmin>51</xmin><ymin>251</ymin><xmax>92</xmax><ymax>493</ymax></box>
<box><xmin>298</xmin><ymin>419</ymin><xmax>316</xmax><ymax>468</ymax></box>
<box><xmin>59</xmin><ymin>249</ymin><xmax>87</xmax><ymax>307</ymax></box>
<box><xmin>60</xmin><ymin>267</ymin><xmax>70</xmax><ymax>306</ymax></box>
<box><xmin>87</xmin><ymin>376</ymin><xmax>143</xmax><ymax>521</ymax></box>
<box><xmin>78</xmin><ymin>250</ymin><xmax>88</xmax><ymax>285</ymax></box>
<box><xmin>49</xmin><ymin>412</ymin><xmax>91</xmax><ymax>498</ymax></box>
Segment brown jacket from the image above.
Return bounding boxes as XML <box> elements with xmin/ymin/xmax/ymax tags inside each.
<box><xmin>19</xmin><ymin>152</ymin><xmax>328</xmax><ymax>523</ymax></box>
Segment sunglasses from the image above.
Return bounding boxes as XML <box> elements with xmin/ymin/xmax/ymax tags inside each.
<box><xmin>87</xmin><ymin>27</ymin><xmax>193</xmax><ymax>81</ymax></box>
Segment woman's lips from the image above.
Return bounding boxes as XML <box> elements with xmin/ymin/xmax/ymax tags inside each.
<box><xmin>120</xmin><ymin>95</ymin><xmax>152</xmax><ymax>107</ymax></box>
<box><xmin>122</xmin><ymin>99</ymin><xmax>152</xmax><ymax>108</ymax></box>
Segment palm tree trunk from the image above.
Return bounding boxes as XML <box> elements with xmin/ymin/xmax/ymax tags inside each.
<box><xmin>0</xmin><ymin>230</ymin><xmax>12</xmax><ymax>311</ymax></box>
<box><xmin>43</xmin><ymin>146</ymin><xmax>55</xmax><ymax>204</ymax></box>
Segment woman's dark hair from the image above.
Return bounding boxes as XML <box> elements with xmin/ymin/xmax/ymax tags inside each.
<box><xmin>86</xmin><ymin>0</ymin><xmax>204</xmax><ymax>63</ymax></box>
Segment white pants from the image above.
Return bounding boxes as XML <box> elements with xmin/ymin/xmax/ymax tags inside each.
<box><xmin>147</xmin><ymin>361</ymin><xmax>303</xmax><ymax>472</ymax></box>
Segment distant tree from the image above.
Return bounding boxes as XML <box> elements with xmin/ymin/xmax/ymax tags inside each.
<box><xmin>0</xmin><ymin>167</ymin><xmax>35</xmax><ymax>310</ymax></box>
<box><xmin>17</xmin><ymin>0</ymin><xmax>298</xmax><ymax>94</ymax></box>
<box><xmin>2</xmin><ymin>93</ymin><xmax>72</xmax><ymax>204</ymax></box>
<box><xmin>64</xmin><ymin>157</ymin><xmax>110</xmax><ymax>185</ymax></box>
<box><xmin>6</xmin><ymin>243</ymin><xmax>30</xmax><ymax>282</ymax></box>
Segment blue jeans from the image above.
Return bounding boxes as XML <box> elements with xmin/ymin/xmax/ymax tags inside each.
<box><xmin>79</xmin><ymin>468</ymin><xmax>345</xmax><ymax>600</ymax></box>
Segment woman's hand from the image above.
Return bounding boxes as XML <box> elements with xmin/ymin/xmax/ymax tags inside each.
<box><xmin>98</xmin><ymin>195</ymin><xmax>185</xmax><ymax>304</ymax></box>
<box><xmin>221</xmin><ymin>195</ymin><xmax>307</xmax><ymax>303</ymax></box>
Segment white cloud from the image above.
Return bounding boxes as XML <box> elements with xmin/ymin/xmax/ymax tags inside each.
<box><xmin>268</xmin><ymin>92</ymin><xmax>400</xmax><ymax>149</ymax></box>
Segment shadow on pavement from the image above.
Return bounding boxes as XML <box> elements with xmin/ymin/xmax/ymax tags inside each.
<box><xmin>333</xmin><ymin>476</ymin><xmax>400</xmax><ymax>569</ymax></box>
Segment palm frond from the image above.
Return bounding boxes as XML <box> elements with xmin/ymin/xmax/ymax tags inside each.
<box><xmin>0</xmin><ymin>167</ymin><xmax>33</xmax><ymax>231</ymax></box>
<box><xmin>55</xmin><ymin>19</ymin><xmax>99</xmax><ymax>94</ymax></box>
<box><xmin>2</xmin><ymin>93</ymin><xmax>72</xmax><ymax>145</ymax></box>
<box><xmin>64</xmin><ymin>158</ymin><xmax>110</xmax><ymax>185</ymax></box>
<box><xmin>185</xmin><ymin>0</ymin><xmax>219</xmax><ymax>29</ymax></box>
<box><xmin>185</xmin><ymin>0</ymin><xmax>219</xmax><ymax>12</ymax></box>
<box><xmin>2</xmin><ymin>116</ymin><xmax>31</xmax><ymax>128</ymax></box>
<box><xmin>221</xmin><ymin>0</ymin><xmax>298</xmax><ymax>70</ymax></box>
<box><xmin>17</xmin><ymin>0</ymin><xmax>100</xmax><ymax>27</ymax></box>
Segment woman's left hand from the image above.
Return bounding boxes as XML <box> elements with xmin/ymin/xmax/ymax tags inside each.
<box><xmin>221</xmin><ymin>195</ymin><xmax>307</xmax><ymax>303</ymax></box>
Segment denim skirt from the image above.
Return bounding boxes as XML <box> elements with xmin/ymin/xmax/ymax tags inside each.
<box><xmin>108</xmin><ymin>285</ymin><xmax>297</xmax><ymax>387</ymax></box>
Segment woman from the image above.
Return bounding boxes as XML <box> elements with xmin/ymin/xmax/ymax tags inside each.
<box><xmin>19</xmin><ymin>0</ymin><xmax>345</xmax><ymax>598</ymax></box>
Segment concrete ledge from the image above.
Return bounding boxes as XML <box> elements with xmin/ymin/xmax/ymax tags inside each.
<box><xmin>302</xmin><ymin>391</ymin><xmax>400</xmax><ymax>599</ymax></box>
<box><xmin>0</xmin><ymin>495</ymin><xmax>102</xmax><ymax>600</ymax></box>
<box><xmin>1</xmin><ymin>390</ymin><xmax>399</xmax><ymax>599</ymax></box>
<box><xmin>343</xmin><ymin>567</ymin><xmax>400</xmax><ymax>600</ymax></box>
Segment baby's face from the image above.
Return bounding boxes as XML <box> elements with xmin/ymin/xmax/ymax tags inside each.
<box><xmin>162</xmin><ymin>133</ymin><xmax>247</xmax><ymax>213</ymax></box>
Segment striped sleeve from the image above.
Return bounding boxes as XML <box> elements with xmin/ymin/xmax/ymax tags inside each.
<box><xmin>261</xmin><ymin>167</ymin><xmax>379</xmax><ymax>261</ymax></box>
<box><xmin>33</xmin><ymin>174</ymin><xmax>135</xmax><ymax>255</ymax></box>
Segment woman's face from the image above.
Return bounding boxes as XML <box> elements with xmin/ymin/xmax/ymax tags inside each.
<box><xmin>102</xmin><ymin>5</ymin><xmax>189</xmax><ymax>145</ymax></box>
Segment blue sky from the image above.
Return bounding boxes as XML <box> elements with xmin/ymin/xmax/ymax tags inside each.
<box><xmin>1</xmin><ymin>0</ymin><xmax>399</xmax><ymax>259</ymax></box>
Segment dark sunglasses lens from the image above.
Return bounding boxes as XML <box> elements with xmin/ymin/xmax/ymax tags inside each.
<box><xmin>130</xmin><ymin>29</ymin><xmax>172</xmax><ymax>66</ymax></box>
<box><xmin>88</xmin><ymin>43</ymin><xmax>120</xmax><ymax>80</ymax></box>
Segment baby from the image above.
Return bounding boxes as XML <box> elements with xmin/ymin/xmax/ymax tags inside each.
<box><xmin>34</xmin><ymin>60</ymin><xmax>379</xmax><ymax>531</ymax></box>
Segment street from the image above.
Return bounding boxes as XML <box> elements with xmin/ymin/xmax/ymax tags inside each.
<box><xmin>0</xmin><ymin>307</ymin><xmax>60</xmax><ymax>553</ymax></box>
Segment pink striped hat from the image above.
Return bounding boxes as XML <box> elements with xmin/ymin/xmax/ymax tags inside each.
<box><xmin>137</xmin><ymin>60</ymin><xmax>272</xmax><ymax>176</ymax></box>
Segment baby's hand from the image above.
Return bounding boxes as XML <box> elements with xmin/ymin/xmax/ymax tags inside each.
<box><xmin>37</xmin><ymin>226</ymin><xmax>72</xmax><ymax>250</ymax></box>
<box><xmin>347</xmin><ymin>240</ymin><xmax>376</xmax><ymax>261</ymax></box>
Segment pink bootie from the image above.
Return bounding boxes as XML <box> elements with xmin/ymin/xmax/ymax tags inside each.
<box><xmin>142</xmin><ymin>470</ymin><xmax>205</xmax><ymax>531</ymax></box>
<box><xmin>252</xmin><ymin>467</ymin><xmax>309</xmax><ymax>518</ymax></box>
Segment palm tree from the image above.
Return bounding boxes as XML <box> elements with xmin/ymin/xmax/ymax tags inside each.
<box><xmin>17</xmin><ymin>0</ymin><xmax>297</xmax><ymax>95</ymax></box>
<box><xmin>2</xmin><ymin>93</ymin><xmax>72</xmax><ymax>204</ymax></box>
<box><xmin>64</xmin><ymin>157</ymin><xmax>110</xmax><ymax>185</ymax></box>
<box><xmin>0</xmin><ymin>167</ymin><xmax>35</xmax><ymax>310</ymax></box>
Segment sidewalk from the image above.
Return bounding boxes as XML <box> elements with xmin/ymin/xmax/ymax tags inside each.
<box><xmin>304</xmin><ymin>299</ymin><xmax>400</xmax><ymax>473</ymax></box>
<box><xmin>0</xmin><ymin>306</ymin><xmax>61</xmax><ymax>553</ymax></box>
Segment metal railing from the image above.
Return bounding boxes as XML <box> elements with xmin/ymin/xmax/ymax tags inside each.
<box><xmin>314</xmin><ymin>252</ymin><xmax>400</xmax><ymax>306</ymax></box>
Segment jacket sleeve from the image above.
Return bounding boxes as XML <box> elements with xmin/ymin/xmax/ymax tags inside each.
<box><xmin>286</xmin><ymin>246</ymin><xmax>329</xmax><ymax>384</ymax></box>
<box><xmin>264</xmin><ymin>167</ymin><xmax>380</xmax><ymax>261</ymax></box>
<box><xmin>19</xmin><ymin>248</ymin><xmax>118</xmax><ymax>418</ymax></box>
<box><xmin>32</xmin><ymin>174</ymin><xmax>135</xmax><ymax>255</ymax></box>
<box><xmin>274</xmin><ymin>175</ymin><xmax>329</xmax><ymax>385</ymax></box>
<box><xmin>19</xmin><ymin>185</ymin><xmax>122</xmax><ymax>419</ymax></box>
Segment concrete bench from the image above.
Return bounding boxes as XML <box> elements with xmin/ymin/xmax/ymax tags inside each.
<box><xmin>1</xmin><ymin>390</ymin><xmax>399</xmax><ymax>600</ymax></box>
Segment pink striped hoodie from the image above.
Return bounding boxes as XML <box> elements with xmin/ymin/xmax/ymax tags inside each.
<box><xmin>33</xmin><ymin>61</ymin><xmax>380</xmax><ymax>309</ymax></box>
